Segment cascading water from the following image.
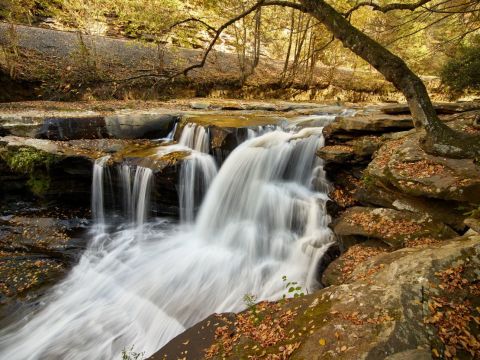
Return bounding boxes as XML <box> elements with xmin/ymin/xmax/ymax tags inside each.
<box><xmin>0</xmin><ymin>123</ymin><xmax>335</xmax><ymax>360</ymax></box>
<box><xmin>91</xmin><ymin>155</ymin><xmax>111</xmax><ymax>224</ymax></box>
<box><xmin>179</xmin><ymin>153</ymin><xmax>217</xmax><ymax>223</ymax></box>
<box><xmin>178</xmin><ymin>123</ymin><xmax>210</xmax><ymax>153</ymax></box>
<box><xmin>176</xmin><ymin>122</ymin><xmax>218</xmax><ymax>222</ymax></box>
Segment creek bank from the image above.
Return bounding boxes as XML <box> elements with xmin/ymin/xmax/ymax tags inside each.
<box><xmin>149</xmin><ymin>101</ymin><xmax>480</xmax><ymax>360</ymax></box>
<box><xmin>0</xmin><ymin>23</ymin><xmax>417</xmax><ymax>102</ymax></box>
<box><xmin>150</xmin><ymin>234</ymin><xmax>480</xmax><ymax>359</ymax></box>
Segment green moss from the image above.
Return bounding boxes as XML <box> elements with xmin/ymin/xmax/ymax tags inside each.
<box><xmin>1</xmin><ymin>146</ymin><xmax>57</xmax><ymax>174</ymax></box>
<box><xmin>0</xmin><ymin>146</ymin><xmax>59</xmax><ymax>197</ymax></box>
<box><xmin>27</xmin><ymin>173</ymin><xmax>51</xmax><ymax>196</ymax></box>
<box><xmin>361</xmin><ymin>172</ymin><xmax>376</xmax><ymax>188</ymax></box>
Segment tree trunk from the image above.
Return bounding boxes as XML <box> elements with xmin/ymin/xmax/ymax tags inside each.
<box><xmin>299</xmin><ymin>0</ymin><xmax>480</xmax><ymax>158</ymax></box>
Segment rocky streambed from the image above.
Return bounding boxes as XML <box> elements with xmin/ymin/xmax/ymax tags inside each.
<box><xmin>0</xmin><ymin>99</ymin><xmax>479</xmax><ymax>359</ymax></box>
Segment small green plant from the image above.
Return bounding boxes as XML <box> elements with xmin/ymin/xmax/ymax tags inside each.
<box><xmin>121</xmin><ymin>346</ymin><xmax>145</xmax><ymax>360</ymax></box>
<box><xmin>282</xmin><ymin>275</ymin><xmax>305</xmax><ymax>300</ymax></box>
<box><xmin>361</xmin><ymin>173</ymin><xmax>375</xmax><ymax>187</ymax></box>
<box><xmin>243</xmin><ymin>293</ymin><xmax>261</xmax><ymax>323</ymax></box>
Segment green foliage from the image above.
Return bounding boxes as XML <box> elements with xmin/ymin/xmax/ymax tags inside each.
<box><xmin>0</xmin><ymin>146</ymin><xmax>58</xmax><ymax>197</ymax></box>
<box><xmin>243</xmin><ymin>293</ymin><xmax>263</xmax><ymax>324</ymax></box>
<box><xmin>2</xmin><ymin>147</ymin><xmax>56</xmax><ymax>174</ymax></box>
<box><xmin>441</xmin><ymin>40</ymin><xmax>480</xmax><ymax>93</ymax></box>
<box><xmin>121</xmin><ymin>346</ymin><xmax>145</xmax><ymax>360</ymax></box>
<box><xmin>243</xmin><ymin>293</ymin><xmax>257</xmax><ymax>309</ymax></box>
<box><xmin>281</xmin><ymin>275</ymin><xmax>304</xmax><ymax>300</ymax></box>
<box><xmin>27</xmin><ymin>173</ymin><xmax>51</xmax><ymax>196</ymax></box>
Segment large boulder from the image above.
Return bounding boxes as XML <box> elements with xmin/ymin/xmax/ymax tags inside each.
<box><xmin>365</xmin><ymin>121</ymin><xmax>480</xmax><ymax>204</ymax></box>
<box><xmin>149</xmin><ymin>235</ymin><xmax>480</xmax><ymax>360</ymax></box>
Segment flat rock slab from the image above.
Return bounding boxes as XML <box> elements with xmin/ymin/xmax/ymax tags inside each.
<box><xmin>379</xmin><ymin>102</ymin><xmax>480</xmax><ymax>115</ymax></box>
<box><xmin>333</xmin><ymin>114</ymin><xmax>413</xmax><ymax>132</ymax></box>
<box><xmin>333</xmin><ymin>206</ymin><xmax>457</xmax><ymax>248</ymax></box>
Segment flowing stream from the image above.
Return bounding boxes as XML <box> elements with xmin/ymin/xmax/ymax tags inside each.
<box><xmin>0</xmin><ymin>120</ymin><xmax>335</xmax><ymax>360</ymax></box>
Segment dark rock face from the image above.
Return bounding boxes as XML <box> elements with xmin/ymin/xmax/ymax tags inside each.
<box><xmin>37</xmin><ymin>116</ymin><xmax>109</xmax><ymax>140</ymax></box>
<box><xmin>105</xmin><ymin>113</ymin><xmax>179</xmax><ymax>139</ymax></box>
<box><xmin>0</xmin><ymin>214</ymin><xmax>89</xmax><ymax>325</ymax></box>
<box><xmin>210</xmin><ymin>126</ymin><xmax>249</xmax><ymax>163</ymax></box>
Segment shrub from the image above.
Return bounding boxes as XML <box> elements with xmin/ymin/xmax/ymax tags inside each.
<box><xmin>441</xmin><ymin>41</ymin><xmax>480</xmax><ymax>94</ymax></box>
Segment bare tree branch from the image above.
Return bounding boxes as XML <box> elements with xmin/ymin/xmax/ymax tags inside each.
<box><xmin>165</xmin><ymin>17</ymin><xmax>217</xmax><ymax>33</ymax></box>
<box><xmin>345</xmin><ymin>0</ymin><xmax>434</xmax><ymax>16</ymax></box>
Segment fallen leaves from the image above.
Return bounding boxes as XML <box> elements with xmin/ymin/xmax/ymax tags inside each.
<box><xmin>345</xmin><ymin>210</ymin><xmax>423</xmax><ymax>239</ymax></box>
<box><xmin>204</xmin><ymin>302</ymin><xmax>299</xmax><ymax>359</ymax></box>
<box><xmin>392</xmin><ymin>160</ymin><xmax>447</xmax><ymax>179</ymax></box>
<box><xmin>425</xmin><ymin>265</ymin><xmax>480</xmax><ymax>358</ymax></box>
<box><xmin>405</xmin><ymin>237</ymin><xmax>441</xmax><ymax>248</ymax></box>
<box><xmin>339</xmin><ymin>244</ymin><xmax>387</xmax><ymax>282</ymax></box>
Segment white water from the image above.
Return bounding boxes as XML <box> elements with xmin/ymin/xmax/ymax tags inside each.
<box><xmin>179</xmin><ymin>153</ymin><xmax>217</xmax><ymax>223</ymax></box>
<box><xmin>178</xmin><ymin>123</ymin><xmax>210</xmax><ymax>153</ymax></box>
<box><xmin>0</xmin><ymin>125</ymin><xmax>335</xmax><ymax>360</ymax></box>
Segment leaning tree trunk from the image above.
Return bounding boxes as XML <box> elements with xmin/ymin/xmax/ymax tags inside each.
<box><xmin>299</xmin><ymin>0</ymin><xmax>480</xmax><ymax>158</ymax></box>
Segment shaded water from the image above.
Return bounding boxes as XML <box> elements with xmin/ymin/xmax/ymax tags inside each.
<box><xmin>0</xmin><ymin>121</ymin><xmax>335</xmax><ymax>360</ymax></box>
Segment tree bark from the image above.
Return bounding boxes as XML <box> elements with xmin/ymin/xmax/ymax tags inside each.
<box><xmin>297</xmin><ymin>0</ymin><xmax>480</xmax><ymax>158</ymax></box>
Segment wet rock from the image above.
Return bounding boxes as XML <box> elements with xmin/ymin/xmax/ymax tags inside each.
<box><xmin>333</xmin><ymin>207</ymin><xmax>457</xmax><ymax>249</ymax></box>
<box><xmin>37</xmin><ymin>116</ymin><xmax>108</xmax><ymax>140</ymax></box>
<box><xmin>190</xmin><ymin>102</ymin><xmax>210</xmax><ymax>110</ymax></box>
<box><xmin>355</xmin><ymin>182</ymin><xmax>467</xmax><ymax>232</ymax></box>
<box><xmin>0</xmin><ymin>214</ymin><xmax>88</xmax><ymax>322</ymax></box>
<box><xmin>317</xmin><ymin>145</ymin><xmax>354</xmax><ymax>164</ymax></box>
<box><xmin>0</xmin><ymin>136</ymin><xmax>94</xmax><ymax>205</ymax></box>
<box><xmin>316</xmin><ymin>242</ymin><xmax>341</xmax><ymax>285</ymax></box>
<box><xmin>105</xmin><ymin>111</ymin><xmax>179</xmax><ymax>139</ymax></box>
<box><xmin>318</xmin><ymin>135</ymin><xmax>385</xmax><ymax>165</ymax></box>
<box><xmin>0</xmin><ymin>114</ymin><xmax>45</xmax><ymax>137</ymax></box>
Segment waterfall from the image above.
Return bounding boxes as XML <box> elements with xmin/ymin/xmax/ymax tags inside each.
<box><xmin>178</xmin><ymin>123</ymin><xmax>209</xmax><ymax>153</ymax></box>
<box><xmin>0</xmin><ymin>126</ymin><xmax>335</xmax><ymax>360</ymax></box>
<box><xmin>177</xmin><ymin>122</ymin><xmax>217</xmax><ymax>222</ymax></box>
<box><xmin>179</xmin><ymin>153</ymin><xmax>217</xmax><ymax>223</ymax></box>
<box><xmin>119</xmin><ymin>165</ymin><xmax>153</xmax><ymax>225</ymax></box>
<box><xmin>91</xmin><ymin>155</ymin><xmax>110</xmax><ymax>224</ymax></box>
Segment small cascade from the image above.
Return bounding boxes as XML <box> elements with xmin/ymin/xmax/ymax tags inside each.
<box><xmin>118</xmin><ymin>165</ymin><xmax>154</xmax><ymax>225</ymax></box>
<box><xmin>176</xmin><ymin>122</ymin><xmax>218</xmax><ymax>222</ymax></box>
<box><xmin>179</xmin><ymin>153</ymin><xmax>218</xmax><ymax>223</ymax></box>
<box><xmin>91</xmin><ymin>155</ymin><xmax>110</xmax><ymax>224</ymax></box>
<box><xmin>164</xmin><ymin>122</ymin><xmax>178</xmax><ymax>141</ymax></box>
<box><xmin>178</xmin><ymin>123</ymin><xmax>209</xmax><ymax>153</ymax></box>
<box><xmin>131</xmin><ymin>167</ymin><xmax>153</xmax><ymax>225</ymax></box>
